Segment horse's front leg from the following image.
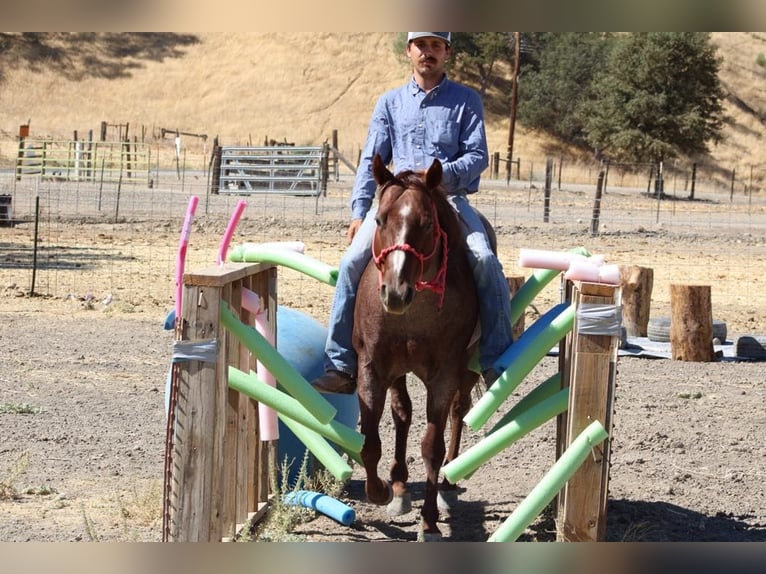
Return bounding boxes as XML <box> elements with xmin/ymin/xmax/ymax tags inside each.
<box><xmin>357</xmin><ymin>364</ymin><xmax>393</xmax><ymax>507</ymax></box>
<box><xmin>387</xmin><ymin>376</ymin><xmax>412</xmax><ymax>516</ymax></box>
<box><xmin>439</xmin><ymin>369</ymin><xmax>478</xmax><ymax>510</ymax></box>
<box><xmin>419</xmin><ymin>389</ymin><xmax>452</xmax><ymax>541</ymax></box>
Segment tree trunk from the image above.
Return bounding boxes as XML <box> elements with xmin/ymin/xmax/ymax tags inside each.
<box><xmin>670</xmin><ymin>284</ymin><xmax>715</xmax><ymax>362</ymax></box>
<box><xmin>619</xmin><ymin>265</ymin><xmax>654</xmax><ymax>337</ymax></box>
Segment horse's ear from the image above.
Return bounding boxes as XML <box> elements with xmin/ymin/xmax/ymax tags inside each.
<box><xmin>425</xmin><ymin>158</ymin><xmax>443</xmax><ymax>190</ymax></box>
<box><xmin>372</xmin><ymin>154</ymin><xmax>393</xmax><ymax>185</ymax></box>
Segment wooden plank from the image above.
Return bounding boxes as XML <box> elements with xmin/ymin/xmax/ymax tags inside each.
<box><xmin>173</xmin><ymin>283</ymin><xmax>220</xmax><ymax>541</ymax></box>
<box><xmin>208</xmin><ymin>282</ymin><xmax>228</xmax><ymax>541</ymax></box>
<box><xmin>184</xmin><ymin>262</ymin><xmax>270</xmax><ymax>288</ymax></box>
<box><xmin>236</xmin><ymin>276</ymin><xmax>254</xmax><ymax>521</ymax></box>
<box><xmin>221</xmin><ymin>281</ymin><xmax>240</xmax><ymax>540</ymax></box>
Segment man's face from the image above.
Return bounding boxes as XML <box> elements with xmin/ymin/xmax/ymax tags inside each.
<box><xmin>406</xmin><ymin>37</ymin><xmax>451</xmax><ymax>81</ymax></box>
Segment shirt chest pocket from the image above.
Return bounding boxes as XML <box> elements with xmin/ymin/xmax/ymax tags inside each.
<box><xmin>426</xmin><ymin>120</ymin><xmax>460</xmax><ymax>158</ymax></box>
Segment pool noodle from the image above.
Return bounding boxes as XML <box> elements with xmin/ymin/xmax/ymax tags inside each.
<box><xmin>564</xmin><ymin>260</ymin><xmax>621</xmax><ymax>284</ymax></box>
<box><xmin>175</xmin><ymin>195</ymin><xmax>199</xmax><ymax>320</ymax></box>
<box><xmin>486</xmin><ymin>372</ymin><xmax>562</xmax><ymax>436</ymax></box>
<box><xmin>518</xmin><ymin>248</ymin><xmax>604</xmax><ymax>271</ymax></box>
<box><xmin>220</xmin><ymin>301</ymin><xmax>337</xmax><ymax>425</ymax></box>
<box><xmin>442</xmin><ymin>387</ymin><xmax>569</xmax><ymax>484</ymax></box>
<box><xmin>487</xmin><ymin>420</ymin><xmax>608</xmax><ymax>542</ymax></box>
<box><xmin>228</xmin><ymin>366</ymin><xmax>364</xmax><ymax>453</ymax></box>
<box><xmin>509</xmin><ymin>246</ymin><xmax>591</xmax><ymax>325</ymax></box>
<box><xmin>277</xmin><ymin>411</ymin><xmax>353</xmax><ymax>483</ymax></box>
<box><xmin>228</xmin><ymin>243</ymin><xmax>339</xmax><ymax>287</ymax></box>
<box><xmin>283</xmin><ymin>490</ymin><xmax>356</xmax><ymax>526</ymax></box>
<box><xmin>217</xmin><ymin>199</ymin><xmax>247</xmax><ymax>265</ymax></box>
<box><xmin>240</xmin><ymin>288</ymin><xmax>280</xmax><ymax>441</ymax></box>
<box><xmin>465</xmin><ymin>303</ymin><xmax>575</xmax><ymax>431</ymax></box>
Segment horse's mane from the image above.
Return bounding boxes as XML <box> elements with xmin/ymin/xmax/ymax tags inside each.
<box><xmin>379</xmin><ymin>169</ymin><xmax>465</xmax><ymax>251</ymax></box>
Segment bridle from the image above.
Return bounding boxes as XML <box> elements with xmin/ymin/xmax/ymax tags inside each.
<box><xmin>371</xmin><ymin>194</ymin><xmax>449</xmax><ymax>309</ymax></box>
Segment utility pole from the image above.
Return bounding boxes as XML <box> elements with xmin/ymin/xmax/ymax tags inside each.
<box><xmin>506</xmin><ymin>31</ymin><xmax>521</xmax><ymax>184</ymax></box>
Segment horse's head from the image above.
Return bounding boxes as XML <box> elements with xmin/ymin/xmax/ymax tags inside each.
<box><xmin>371</xmin><ymin>154</ymin><xmax>449</xmax><ymax>314</ymax></box>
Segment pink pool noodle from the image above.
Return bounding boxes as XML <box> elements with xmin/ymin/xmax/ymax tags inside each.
<box><xmin>217</xmin><ymin>200</ymin><xmax>247</xmax><ymax>265</ymax></box>
<box><xmin>564</xmin><ymin>260</ymin><xmax>621</xmax><ymax>284</ymax></box>
<box><xmin>241</xmin><ymin>288</ymin><xmax>279</xmax><ymax>441</ymax></box>
<box><xmin>174</xmin><ymin>195</ymin><xmax>199</xmax><ymax>321</ymax></box>
<box><xmin>519</xmin><ymin>248</ymin><xmax>605</xmax><ymax>271</ymax></box>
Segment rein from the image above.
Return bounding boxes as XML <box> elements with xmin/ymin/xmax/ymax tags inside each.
<box><xmin>372</xmin><ymin>201</ymin><xmax>449</xmax><ymax>309</ymax></box>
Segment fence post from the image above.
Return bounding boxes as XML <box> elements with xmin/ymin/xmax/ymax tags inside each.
<box><xmin>589</xmin><ymin>170</ymin><xmax>605</xmax><ymax>236</ymax></box>
<box><xmin>543</xmin><ymin>157</ymin><xmax>553</xmax><ymax>223</ymax></box>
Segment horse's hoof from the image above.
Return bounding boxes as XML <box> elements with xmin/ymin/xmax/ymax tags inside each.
<box><xmin>386</xmin><ymin>492</ymin><xmax>412</xmax><ymax>517</ymax></box>
<box><xmin>437</xmin><ymin>489</ymin><xmax>459</xmax><ymax>512</ymax></box>
<box><xmin>417</xmin><ymin>529</ymin><xmax>443</xmax><ymax>542</ymax></box>
<box><xmin>367</xmin><ymin>479</ymin><xmax>393</xmax><ymax>506</ymax></box>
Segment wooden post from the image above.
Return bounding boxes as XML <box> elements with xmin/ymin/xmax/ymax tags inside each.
<box><xmin>670</xmin><ymin>284</ymin><xmax>715</xmax><ymax>362</ymax></box>
<box><xmin>506</xmin><ymin>276</ymin><xmax>526</xmax><ymax>342</ymax></box>
<box><xmin>557</xmin><ymin>282</ymin><xmax>619</xmax><ymax>542</ymax></box>
<box><xmin>618</xmin><ymin>265</ymin><xmax>654</xmax><ymax>337</ymax></box>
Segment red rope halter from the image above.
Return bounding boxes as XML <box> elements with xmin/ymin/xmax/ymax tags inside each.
<box><xmin>371</xmin><ymin>202</ymin><xmax>449</xmax><ymax>309</ymax></box>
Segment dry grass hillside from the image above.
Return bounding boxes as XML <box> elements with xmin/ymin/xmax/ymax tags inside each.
<box><xmin>0</xmin><ymin>32</ymin><xmax>765</xmax><ymax>173</ymax></box>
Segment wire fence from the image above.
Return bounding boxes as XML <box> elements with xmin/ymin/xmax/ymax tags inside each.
<box><xmin>1</xmin><ymin>157</ymin><xmax>764</xmax><ymax>337</ymax></box>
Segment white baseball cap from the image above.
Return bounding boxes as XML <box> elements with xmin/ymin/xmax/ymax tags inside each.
<box><xmin>407</xmin><ymin>32</ymin><xmax>451</xmax><ymax>45</ymax></box>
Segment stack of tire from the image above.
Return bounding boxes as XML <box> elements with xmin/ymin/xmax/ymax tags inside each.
<box><xmin>647</xmin><ymin>316</ymin><xmax>766</xmax><ymax>360</ymax></box>
<box><xmin>647</xmin><ymin>316</ymin><xmax>728</xmax><ymax>344</ymax></box>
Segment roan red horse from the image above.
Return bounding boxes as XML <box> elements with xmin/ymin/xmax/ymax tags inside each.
<box><xmin>353</xmin><ymin>154</ymin><xmax>491</xmax><ymax>541</ymax></box>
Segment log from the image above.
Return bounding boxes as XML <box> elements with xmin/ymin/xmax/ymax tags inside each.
<box><xmin>507</xmin><ymin>276</ymin><xmax>526</xmax><ymax>341</ymax></box>
<box><xmin>670</xmin><ymin>284</ymin><xmax>715</xmax><ymax>362</ymax></box>
<box><xmin>618</xmin><ymin>265</ymin><xmax>654</xmax><ymax>337</ymax></box>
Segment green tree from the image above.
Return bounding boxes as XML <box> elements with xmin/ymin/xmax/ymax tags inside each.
<box><xmin>450</xmin><ymin>32</ymin><xmax>514</xmax><ymax>98</ymax></box>
<box><xmin>583</xmin><ymin>32</ymin><xmax>725</xmax><ymax>163</ymax></box>
<box><xmin>517</xmin><ymin>33</ymin><xmax>613</xmax><ymax>147</ymax></box>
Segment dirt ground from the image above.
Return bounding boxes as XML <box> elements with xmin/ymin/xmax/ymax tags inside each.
<box><xmin>1</xmin><ymin>179</ymin><xmax>765</xmax><ymax>542</ymax></box>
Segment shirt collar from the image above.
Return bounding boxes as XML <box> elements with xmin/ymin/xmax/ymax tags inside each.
<box><xmin>409</xmin><ymin>74</ymin><xmax>449</xmax><ymax>96</ymax></box>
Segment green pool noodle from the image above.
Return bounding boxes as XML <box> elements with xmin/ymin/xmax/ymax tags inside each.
<box><xmin>510</xmin><ymin>268</ymin><xmax>560</xmax><ymax>324</ymax></box>
<box><xmin>228</xmin><ymin>367</ymin><xmax>364</xmax><ymax>454</ymax></box>
<box><xmin>486</xmin><ymin>372</ymin><xmax>562</xmax><ymax>436</ymax></box>
<box><xmin>487</xmin><ymin>420</ymin><xmax>608</xmax><ymax>542</ymax></box>
<box><xmin>220</xmin><ymin>302</ymin><xmax>337</xmax><ymax>425</ymax></box>
<box><xmin>442</xmin><ymin>387</ymin><xmax>569</xmax><ymax>484</ymax></box>
<box><xmin>278</xmin><ymin>411</ymin><xmax>353</xmax><ymax>483</ymax></box>
<box><xmin>510</xmin><ymin>246</ymin><xmax>590</xmax><ymax>324</ymax></box>
<box><xmin>228</xmin><ymin>243</ymin><xmax>339</xmax><ymax>287</ymax></box>
<box><xmin>464</xmin><ymin>303</ymin><xmax>575</xmax><ymax>431</ymax></box>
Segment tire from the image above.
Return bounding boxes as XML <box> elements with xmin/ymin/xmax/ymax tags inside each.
<box><xmin>646</xmin><ymin>316</ymin><xmax>727</xmax><ymax>343</ymax></box>
<box><xmin>735</xmin><ymin>335</ymin><xmax>766</xmax><ymax>360</ymax></box>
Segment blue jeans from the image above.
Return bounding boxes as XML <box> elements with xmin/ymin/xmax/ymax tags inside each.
<box><xmin>323</xmin><ymin>193</ymin><xmax>513</xmax><ymax>376</ymax></box>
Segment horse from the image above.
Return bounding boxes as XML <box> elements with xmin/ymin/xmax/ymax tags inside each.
<box><xmin>352</xmin><ymin>154</ymin><xmax>491</xmax><ymax>541</ymax></box>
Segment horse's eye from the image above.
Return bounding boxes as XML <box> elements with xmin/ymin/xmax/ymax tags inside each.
<box><xmin>375</xmin><ymin>215</ymin><xmax>384</xmax><ymax>227</ymax></box>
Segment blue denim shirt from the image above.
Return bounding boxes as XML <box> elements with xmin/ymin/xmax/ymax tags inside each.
<box><xmin>350</xmin><ymin>74</ymin><xmax>489</xmax><ymax>220</ymax></box>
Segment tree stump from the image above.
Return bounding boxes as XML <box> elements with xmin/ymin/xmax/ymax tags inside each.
<box><xmin>507</xmin><ymin>276</ymin><xmax>526</xmax><ymax>341</ymax></box>
<box><xmin>618</xmin><ymin>265</ymin><xmax>654</xmax><ymax>337</ymax></box>
<box><xmin>670</xmin><ymin>284</ymin><xmax>715</xmax><ymax>362</ymax></box>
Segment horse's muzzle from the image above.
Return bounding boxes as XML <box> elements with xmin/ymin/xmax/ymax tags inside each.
<box><xmin>379</xmin><ymin>283</ymin><xmax>414</xmax><ymax>315</ymax></box>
